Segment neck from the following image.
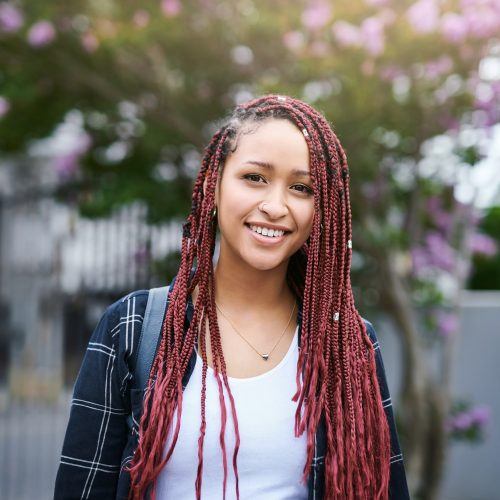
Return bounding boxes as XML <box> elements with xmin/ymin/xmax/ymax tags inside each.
<box><xmin>213</xmin><ymin>255</ymin><xmax>294</xmax><ymax>315</ymax></box>
<box><xmin>189</xmin><ymin>253</ymin><xmax>299</xmax><ymax>349</ymax></box>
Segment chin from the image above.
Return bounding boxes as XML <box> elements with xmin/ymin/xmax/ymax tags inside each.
<box><xmin>241</xmin><ymin>251</ymin><xmax>290</xmax><ymax>272</ymax></box>
<box><xmin>249</xmin><ymin>261</ymin><xmax>282</xmax><ymax>271</ymax></box>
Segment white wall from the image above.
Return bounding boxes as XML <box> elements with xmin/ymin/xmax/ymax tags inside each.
<box><xmin>374</xmin><ymin>291</ymin><xmax>500</xmax><ymax>500</ymax></box>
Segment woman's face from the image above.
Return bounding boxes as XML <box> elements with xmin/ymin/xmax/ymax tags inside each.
<box><xmin>213</xmin><ymin>118</ymin><xmax>315</xmax><ymax>271</ymax></box>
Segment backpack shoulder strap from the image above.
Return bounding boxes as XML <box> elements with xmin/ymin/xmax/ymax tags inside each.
<box><xmin>126</xmin><ymin>279</ymin><xmax>176</xmax><ymax>432</ymax></box>
<box><xmin>133</xmin><ymin>284</ymin><xmax>171</xmax><ymax>392</ymax></box>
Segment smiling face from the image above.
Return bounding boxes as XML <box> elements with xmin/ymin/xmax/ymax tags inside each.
<box><xmin>212</xmin><ymin>118</ymin><xmax>315</xmax><ymax>271</ymax></box>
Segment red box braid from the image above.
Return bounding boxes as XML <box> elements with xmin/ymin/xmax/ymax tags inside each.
<box><xmin>126</xmin><ymin>94</ymin><xmax>391</xmax><ymax>499</ymax></box>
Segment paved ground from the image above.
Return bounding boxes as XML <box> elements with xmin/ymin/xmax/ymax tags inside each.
<box><xmin>0</xmin><ymin>392</ymin><xmax>71</xmax><ymax>500</ymax></box>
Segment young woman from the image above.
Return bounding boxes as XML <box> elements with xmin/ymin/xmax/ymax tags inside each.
<box><xmin>55</xmin><ymin>94</ymin><xmax>410</xmax><ymax>499</ymax></box>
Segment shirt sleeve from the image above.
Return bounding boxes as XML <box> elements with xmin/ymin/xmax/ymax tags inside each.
<box><xmin>364</xmin><ymin>319</ymin><xmax>411</xmax><ymax>500</ymax></box>
<box><xmin>54</xmin><ymin>298</ymin><xmax>130</xmax><ymax>500</ymax></box>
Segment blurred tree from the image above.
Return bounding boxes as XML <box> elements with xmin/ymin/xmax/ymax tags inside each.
<box><xmin>1</xmin><ymin>0</ymin><xmax>499</xmax><ymax>498</ymax></box>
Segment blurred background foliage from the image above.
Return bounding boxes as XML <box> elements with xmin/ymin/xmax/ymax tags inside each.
<box><xmin>1</xmin><ymin>0</ymin><xmax>499</xmax><ymax>498</ymax></box>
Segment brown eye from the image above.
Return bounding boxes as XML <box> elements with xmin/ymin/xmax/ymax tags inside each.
<box><xmin>243</xmin><ymin>174</ymin><xmax>313</xmax><ymax>195</ymax></box>
<box><xmin>293</xmin><ymin>184</ymin><xmax>314</xmax><ymax>195</ymax></box>
<box><xmin>244</xmin><ymin>174</ymin><xmax>265</xmax><ymax>183</ymax></box>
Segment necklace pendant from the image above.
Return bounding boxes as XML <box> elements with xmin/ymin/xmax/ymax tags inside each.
<box><xmin>261</xmin><ymin>354</ymin><xmax>269</xmax><ymax>361</ymax></box>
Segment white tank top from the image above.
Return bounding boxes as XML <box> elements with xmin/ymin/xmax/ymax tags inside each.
<box><xmin>156</xmin><ymin>324</ymin><xmax>308</xmax><ymax>499</ymax></box>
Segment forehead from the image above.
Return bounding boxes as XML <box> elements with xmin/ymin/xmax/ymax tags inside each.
<box><xmin>231</xmin><ymin>119</ymin><xmax>310</xmax><ymax>169</ymax></box>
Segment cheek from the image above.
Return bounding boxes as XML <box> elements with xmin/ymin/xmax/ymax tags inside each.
<box><xmin>300</xmin><ymin>203</ymin><xmax>315</xmax><ymax>231</ymax></box>
<box><xmin>220</xmin><ymin>179</ymin><xmax>255</xmax><ymax>213</ymax></box>
<box><xmin>222</xmin><ymin>193</ymin><xmax>253</xmax><ymax>220</ymax></box>
<box><xmin>217</xmin><ymin>182</ymin><xmax>253</xmax><ymax>229</ymax></box>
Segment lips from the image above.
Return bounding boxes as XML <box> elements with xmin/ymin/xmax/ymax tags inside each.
<box><xmin>245</xmin><ymin>223</ymin><xmax>289</xmax><ymax>245</ymax></box>
<box><xmin>245</xmin><ymin>222</ymin><xmax>292</xmax><ymax>233</ymax></box>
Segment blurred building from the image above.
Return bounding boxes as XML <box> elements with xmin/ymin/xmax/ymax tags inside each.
<box><xmin>0</xmin><ymin>157</ymin><xmax>182</xmax><ymax>400</ymax></box>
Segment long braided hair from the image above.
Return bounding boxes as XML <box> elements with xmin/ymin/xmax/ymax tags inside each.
<box><xmin>126</xmin><ymin>94</ymin><xmax>391</xmax><ymax>499</ymax></box>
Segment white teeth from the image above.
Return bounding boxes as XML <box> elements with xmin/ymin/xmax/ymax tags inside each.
<box><xmin>249</xmin><ymin>225</ymin><xmax>285</xmax><ymax>238</ymax></box>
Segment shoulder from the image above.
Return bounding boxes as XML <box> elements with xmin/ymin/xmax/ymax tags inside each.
<box><xmin>93</xmin><ymin>289</ymin><xmax>152</xmax><ymax>396</ymax></box>
<box><xmin>109</xmin><ymin>288</ymin><xmax>151</xmax><ymax>340</ymax></box>
<box><xmin>361</xmin><ymin>317</ymin><xmax>379</xmax><ymax>347</ymax></box>
<box><xmin>103</xmin><ymin>289</ymin><xmax>151</xmax><ymax>338</ymax></box>
<box><xmin>111</xmin><ymin>288</ymin><xmax>151</xmax><ymax>315</ymax></box>
<box><xmin>97</xmin><ymin>289</ymin><xmax>151</xmax><ymax>346</ymax></box>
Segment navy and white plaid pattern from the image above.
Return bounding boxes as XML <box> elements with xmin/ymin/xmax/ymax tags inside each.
<box><xmin>54</xmin><ymin>288</ymin><xmax>410</xmax><ymax>499</ymax></box>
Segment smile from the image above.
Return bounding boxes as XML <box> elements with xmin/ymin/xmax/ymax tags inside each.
<box><xmin>245</xmin><ymin>224</ymin><xmax>289</xmax><ymax>245</ymax></box>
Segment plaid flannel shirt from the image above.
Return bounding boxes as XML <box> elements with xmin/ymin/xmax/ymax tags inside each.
<box><xmin>54</xmin><ymin>286</ymin><xmax>410</xmax><ymax>499</ymax></box>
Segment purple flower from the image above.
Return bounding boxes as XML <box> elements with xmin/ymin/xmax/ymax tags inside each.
<box><xmin>360</xmin><ymin>16</ymin><xmax>385</xmax><ymax>56</ymax></box>
<box><xmin>469</xmin><ymin>405</ymin><xmax>491</xmax><ymax>426</ymax></box>
<box><xmin>331</xmin><ymin>21</ymin><xmax>362</xmax><ymax>47</ymax></box>
<box><xmin>332</xmin><ymin>16</ymin><xmax>386</xmax><ymax>56</ymax></box>
<box><xmin>469</xmin><ymin>233</ymin><xmax>498</xmax><ymax>257</ymax></box>
<box><xmin>447</xmin><ymin>405</ymin><xmax>492</xmax><ymax>432</ymax></box>
<box><xmin>379</xmin><ymin>65</ymin><xmax>406</xmax><ymax>83</ymax></box>
<box><xmin>410</xmin><ymin>247</ymin><xmax>429</xmax><ymax>276</ymax></box>
<box><xmin>426</xmin><ymin>196</ymin><xmax>454</xmax><ymax>235</ymax></box>
<box><xmin>0</xmin><ymin>96</ymin><xmax>10</xmax><ymax>119</ymax></box>
<box><xmin>433</xmin><ymin>210</ymin><xmax>453</xmax><ymax>233</ymax></box>
<box><xmin>436</xmin><ymin>310</ymin><xmax>458</xmax><ymax>338</ymax></box>
<box><xmin>440</xmin><ymin>13</ymin><xmax>468</xmax><ymax>43</ymax></box>
<box><xmin>439</xmin><ymin>115</ymin><xmax>461</xmax><ymax>132</ymax></box>
<box><xmin>424</xmin><ymin>56</ymin><xmax>453</xmax><ymax>80</ymax></box>
<box><xmin>452</xmin><ymin>412</ymin><xmax>473</xmax><ymax>430</ymax></box>
<box><xmin>446</xmin><ymin>402</ymin><xmax>492</xmax><ymax>435</ymax></box>
<box><xmin>161</xmin><ymin>0</ymin><xmax>181</xmax><ymax>17</ymax></box>
<box><xmin>27</xmin><ymin>20</ymin><xmax>56</xmax><ymax>47</ymax></box>
<box><xmin>81</xmin><ymin>32</ymin><xmax>99</xmax><ymax>53</ymax></box>
<box><xmin>53</xmin><ymin>132</ymin><xmax>92</xmax><ymax>182</ymax></box>
<box><xmin>282</xmin><ymin>31</ymin><xmax>306</xmax><ymax>52</ymax></box>
<box><xmin>411</xmin><ymin>231</ymin><xmax>457</xmax><ymax>274</ymax></box>
<box><xmin>0</xmin><ymin>2</ymin><xmax>24</xmax><ymax>33</ymax></box>
<box><xmin>406</xmin><ymin>0</ymin><xmax>439</xmax><ymax>34</ymax></box>
<box><xmin>461</xmin><ymin>2</ymin><xmax>500</xmax><ymax>39</ymax></box>
<box><xmin>54</xmin><ymin>152</ymin><xmax>80</xmax><ymax>181</ymax></box>
<box><xmin>425</xmin><ymin>231</ymin><xmax>456</xmax><ymax>271</ymax></box>
<box><xmin>301</xmin><ymin>1</ymin><xmax>332</xmax><ymax>31</ymax></box>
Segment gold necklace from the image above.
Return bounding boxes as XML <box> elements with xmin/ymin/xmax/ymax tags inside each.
<box><xmin>214</xmin><ymin>299</ymin><xmax>297</xmax><ymax>361</ymax></box>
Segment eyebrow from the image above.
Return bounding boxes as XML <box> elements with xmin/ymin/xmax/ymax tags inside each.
<box><xmin>243</xmin><ymin>160</ymin><xmax>311</xmax><ymax>178</ymax></box>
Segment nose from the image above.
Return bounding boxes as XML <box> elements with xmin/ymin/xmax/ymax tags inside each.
<box><xmin>260</xmin><ymin>197</ymin><xmax>289</xmax><ymax>219</ymax></box>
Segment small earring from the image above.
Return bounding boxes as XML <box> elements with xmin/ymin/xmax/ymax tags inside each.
<box><xmin>212</xmin><ymin>206</ymin><xmax>217</xmax><ymax>219</ymax></box>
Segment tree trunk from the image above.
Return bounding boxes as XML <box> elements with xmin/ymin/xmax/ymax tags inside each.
<box><xmin>418</xmin><ymin>380</ymin><xmax>449</xmax><ymax>500</ymax></box>
<box><xmin>376</xmin><ymin>248</ymin><xmax>429</xmax><ymax>495</ymax></box>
